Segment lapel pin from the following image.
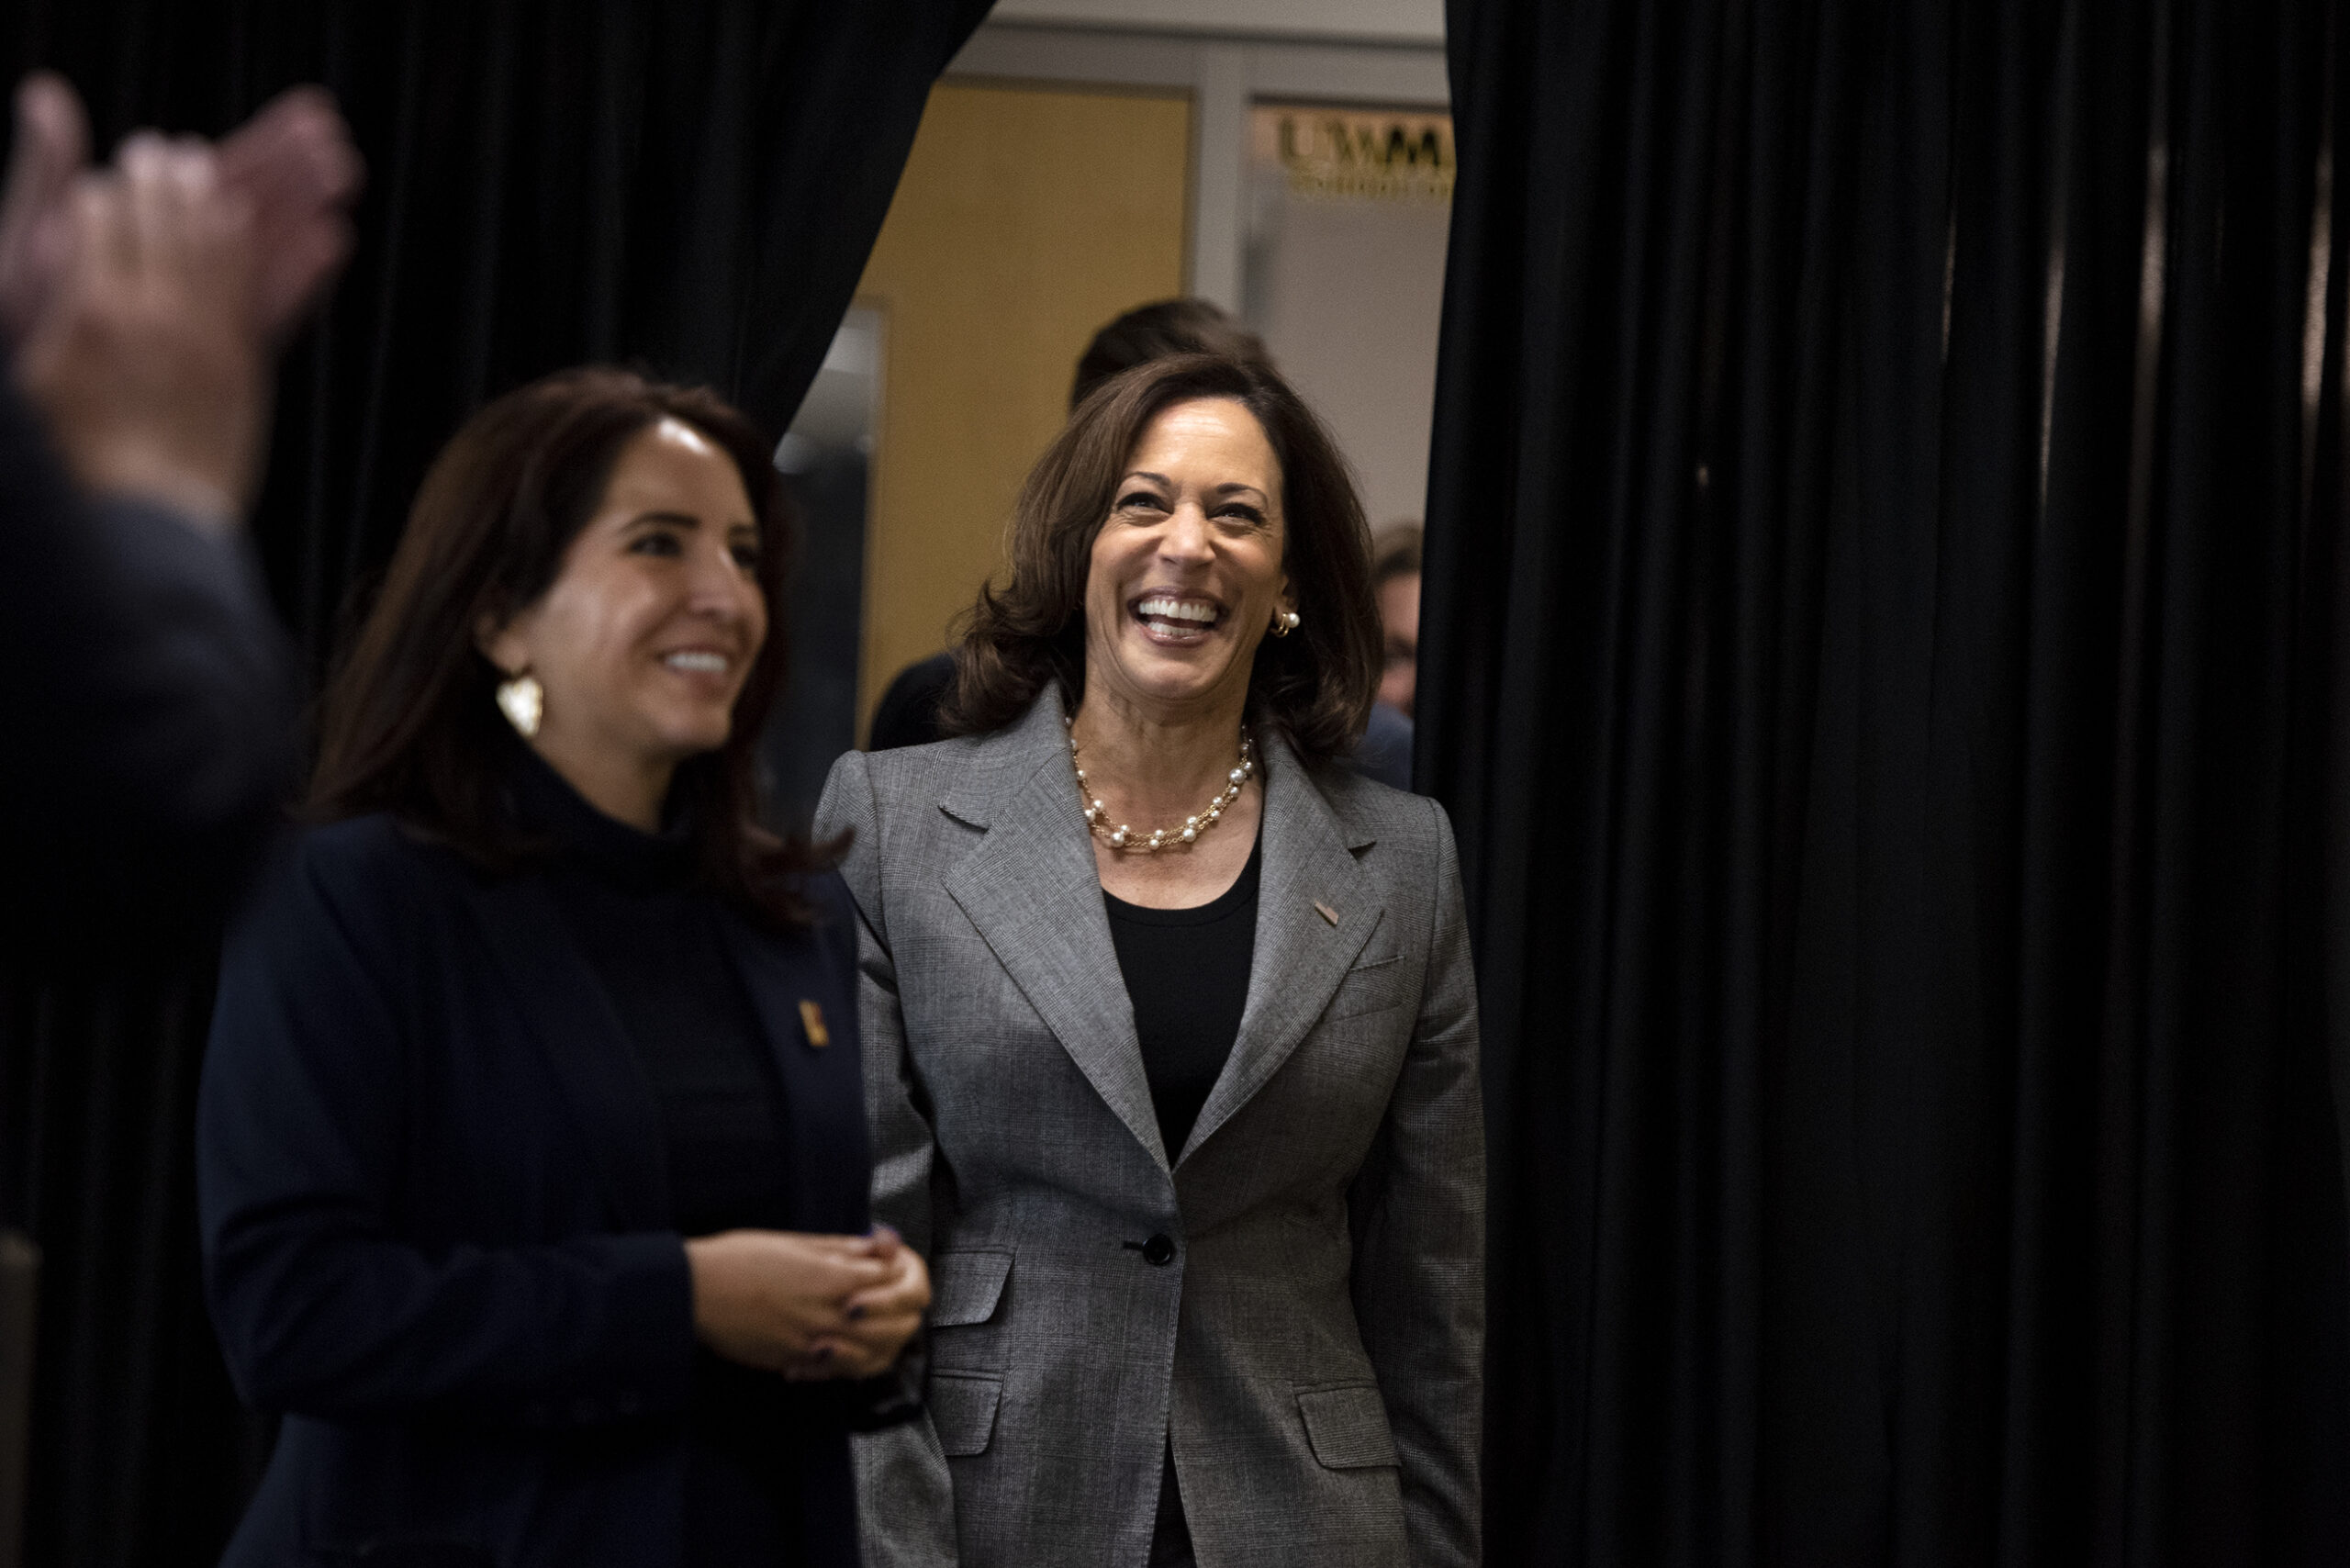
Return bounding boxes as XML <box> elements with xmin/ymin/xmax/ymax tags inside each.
<box><xmin>1313</xmin><ymin>900</ymin><xmax>1340</xmax><ymax>926</ymax></box>
<box><xmin>798</xmin><ymin>999</ymin><xmax>832</xmax><ymax>1048</ymax></box>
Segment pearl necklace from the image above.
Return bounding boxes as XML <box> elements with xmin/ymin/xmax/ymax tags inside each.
<box><xmin>1067</xmin><ymin>718</ymin><xmax>1255</xmax><ymax>853</ymax></box>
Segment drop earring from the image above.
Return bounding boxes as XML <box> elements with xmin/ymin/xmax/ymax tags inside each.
<box><xmin>496</xmin><ymin>671</ymin><xmax>543</xmax><ymax>737</ymax></box>
<box><xmin>1270</xmin><ymin>609</ymin><xmax>1301</xmax><ymax>638</ymax></box>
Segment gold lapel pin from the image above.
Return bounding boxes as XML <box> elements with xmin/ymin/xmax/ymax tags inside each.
<box><xmin>1313</xmin><ymin>900</ymin><xmax>1340</xmax><ymax>926</ymax></box>
<box><xmin>799</xmin><ymin>999</ymin><xmax>832</xmax><ymax>1048</ymax></box>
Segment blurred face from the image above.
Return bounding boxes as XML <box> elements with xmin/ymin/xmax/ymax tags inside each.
<box><xmin>1377</xmin><ymin>571</ymin><xmax>1420</xmax><ymax>716</ymax></box>
<box><xmin>482</xmin><ymin>417</ymin><xmax>767</xmax><ymax>783</ymax></box>
<box><xmin>1082</xmin><ymin>397</ymin><xmax>1294</xmax><ymax>721</ymax></box>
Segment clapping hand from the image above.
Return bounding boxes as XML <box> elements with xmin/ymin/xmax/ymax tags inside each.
<box><xmin>0</xmin><ymin>72</ymin><xmax>360</xmax><ymax>525</ymax></box>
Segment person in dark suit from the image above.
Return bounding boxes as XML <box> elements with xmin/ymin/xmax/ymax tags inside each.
<box><xmin>197</xmin><ymin>368</ymin><xmax>930</xmax><ymax>1568</ymax></box>
<box><xmin>0</xmin><ymin>73</ymin><xmax>360</xmax><ymax>953</ymax></box>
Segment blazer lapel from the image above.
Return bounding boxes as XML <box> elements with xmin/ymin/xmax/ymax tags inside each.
<box><xmin>718</xmin><ymin>912</ymin><xmax>874</xmax><ymax>1234</ymax></box>
<box><xmin>466</xmin><ymin>875</ymin><xmax>672</xmax><ymax>1230</ymax></box>
<box><xmin>1181</xmin><ymin>734</ymin><xmax>1379</xmax><ymax>1164</ymax></box>
<box><xmin>943</xmin><ymin>696</ymin><xmax>1168</xmax><ymax>1170</ymax></box>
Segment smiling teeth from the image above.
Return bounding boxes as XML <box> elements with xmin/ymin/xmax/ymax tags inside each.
<box><xmin>665</xmin><ymin>652</ymin><xmax>727</xmax><ymax>673</ymax></box>
<box><xmin>1137</xmin><ymin>597</ymin><xmax>1217</xmax><ymax>623</ymax></box>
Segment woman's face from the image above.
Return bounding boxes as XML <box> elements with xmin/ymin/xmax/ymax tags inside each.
<box><xmin>1082</xmin><ymin>397</ymin><xmax>1294</xmax><ymax>721</ymax></box>
<box><xmin>482</xmin><ymin>417</ymin><xmax>767</xmax><ymax>776</ymax></box>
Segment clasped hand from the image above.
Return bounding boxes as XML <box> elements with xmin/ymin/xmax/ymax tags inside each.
<box><xmin>684</xmin><ymin>1226</ymin><xmax>930</xmax><ymax>1382</ymax></box>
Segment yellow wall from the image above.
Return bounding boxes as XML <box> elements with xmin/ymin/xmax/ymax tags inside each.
<box><xmin>854</xmin><ymin>80</ymin><xmax>1193</xmax><ymax>734</ymax></box>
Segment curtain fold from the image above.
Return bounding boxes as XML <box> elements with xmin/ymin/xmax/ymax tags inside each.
<box><xmin>1428</xmin><ymin>0</ymin><xmax>2350</xmax><ymax>1561</ymax></box>
<box><xmin>0</xmin><ymin>4</ymin><xmax>989</xmax><ymax>1562</ymax></box>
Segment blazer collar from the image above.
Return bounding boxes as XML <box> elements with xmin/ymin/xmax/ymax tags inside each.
<box><xmin>1181</xmin><ymin>724</ymin><xmax>1379</xmax><ymax>1162</ymax></box>
<box><xmin>937</xmin><ymin>687</ymin><xmax>1071</xmax><ymax>830</ymax></box>
<box><xmin>942</xmin><ymin>693</ymin><xmax>1168</xmax><ymax>1168</ymax></box>
<box><xmin>939</xmin><ymin>691</ymin><xmax>1383</xmax><ymax>1171</ymax></box>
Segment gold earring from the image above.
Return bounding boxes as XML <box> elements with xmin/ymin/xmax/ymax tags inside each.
<box><xmin>1270</xmin><ymin>610</ymin><xmax>1301</xmax><ymax>638</ymax></box>
<box><xmin>496</xmin><ymin>672</ymin><xmax>543</xmax><ymax>737</ymax></box>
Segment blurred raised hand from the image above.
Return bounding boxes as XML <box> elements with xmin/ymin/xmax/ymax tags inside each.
<box><xmin>217</xmin><ymin>84</ymin><xmax>362</xmax><ymax>341</ymax></box>
<box><xmin>0</xmin><ymin>73</ymin><xmax>360</xmax><ymax>527</ymax></box>
<box><xmin>15</xmin><ymin>134</ymin><xmax>263</xmax><ymax>527</ymax></box>
<box><xmin>0</xmin><ymin>73</ymin><xmax>90</xmax><ymax>345</ymax></box>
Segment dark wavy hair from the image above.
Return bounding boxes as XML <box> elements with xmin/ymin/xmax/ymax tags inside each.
<box><xmin>943</xmin><ymin>353</ymin><xmax>1381</xmax><ymax>767</ymax></box>
<box><xmin>1070</xmin><ymin>298</ymin><xmax>1273</xmax><ymax>410</ymax></box>
<box><xmin>308</xmin><ymin>365</ymin><xmax>831</xmax><ymax>928</ymax></box>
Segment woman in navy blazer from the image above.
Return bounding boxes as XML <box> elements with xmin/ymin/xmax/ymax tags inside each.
<box><xmin>198</xmin><ymin>368</ymin><xmax>929</xmax><ymax>1567</ymax></box>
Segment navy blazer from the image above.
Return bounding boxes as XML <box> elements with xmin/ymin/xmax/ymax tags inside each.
<box><xmin>197</xmin><ymin>812</ymin><xmax>874</xmax><ymax>1567</ymax></box>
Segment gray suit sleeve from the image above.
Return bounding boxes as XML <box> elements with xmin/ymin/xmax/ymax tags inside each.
<box><xmin>1348</xmin><ymin>796</ymin><xmax>1484</xmax><ymax>1567</ymax></box>
<box><xmin>815</xmin><ymin>751</ymin><xmax>963</xmax><ymax>1568</ymax></box>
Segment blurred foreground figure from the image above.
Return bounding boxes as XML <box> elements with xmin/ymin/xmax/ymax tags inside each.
<box><xmin>0</xmin><ymin>73</ymin><xmax>359</xmax><ymax>955</ymax></box>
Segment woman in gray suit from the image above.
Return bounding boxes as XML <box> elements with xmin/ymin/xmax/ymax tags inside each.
<box><xmin>817</xmin><ymin>354</ymin><xmax>1481</xmax><ymax>1568</ymax></box>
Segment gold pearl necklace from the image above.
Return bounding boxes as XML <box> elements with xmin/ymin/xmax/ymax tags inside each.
<box><xmin>1067</xmin><ymin>717</ymin><xmax>1255</xmax><ymax>853</ymax></box>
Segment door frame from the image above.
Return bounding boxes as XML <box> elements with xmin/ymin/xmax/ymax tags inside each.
<box><xmin>946</xmin><ymin>20</ymin><xmax>1450</xmax><ymax>311</ymax></box>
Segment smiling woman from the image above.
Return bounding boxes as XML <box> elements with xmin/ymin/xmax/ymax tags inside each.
<box><xmin>820</xmin><ymin>352</ymin><xmax>1482</xmax><ymax>1568</ymax></box>
<box><xmin>196</xmin><ymin>367</ymin><xmax>931</xmax><ymax>1568</ymax></box>
<box><xmin>308</xmin><ymin>369</ymin><xmax>800</xmax><ymax>907</ymax></box>
<box><xmin>475</xmin><ymin>415</ymin><xmax>772</xmax><ymax>833</ymax></box>
<box><xmin>946</xmin><ymin>353</ymin><xmax>1382</xmax><ymax>766</ymax></box>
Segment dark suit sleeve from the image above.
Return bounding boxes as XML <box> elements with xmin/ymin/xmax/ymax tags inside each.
<box><xmin>867</xmin><ymin>652</ymin><xmax>956</xmax><ymax>752</ymax></box>
<box><xmin>197</xmin><ymin>830</ymin><xmax>698</xmax><ymax>1429</ymax></box>
<box><xmin>0</xmin><ymin>381</ymin><xmax>295</xmax><ymax>952</ymax></box>
<box><xmin>1348</xmin><ymin>704</ymin><xmax>1417</xmax><ymax>792</ymax></box>
<box><xmin>1348</xmin><ymin>797</ymin><xmax>1484</xmax><ymax>1567</ymax></box>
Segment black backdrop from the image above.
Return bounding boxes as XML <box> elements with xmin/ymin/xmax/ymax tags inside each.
<box><xmin>1426</xmin><ymin>0</ymin><xmax>2350</xmax><ymax>1561</ymax></box>
<box><xmin>0</xmin><ymin>3</ymin><xmax>987</xmax><ymax>1562</ymax></box>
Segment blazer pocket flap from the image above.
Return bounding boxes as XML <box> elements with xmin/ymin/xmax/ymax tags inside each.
<box><xmin>928</xmin><ymin>1249</ymin><xmax>1013</xmax><ymax>1327</ymax></box>
<box><xmin>1326</xmin><ymin>955</ymin><xmax>1412</xmax><ymax>1022</ymax></box>
<box><xmin>1296</xmin><ymin>1382</ymin><xmax>1398</xmax><ymax>1469</ymax></box>
<box><xmin>929</xmin><ymin>1372</ymin><xmax>1002</xmax><ymax>1457</ymax></box>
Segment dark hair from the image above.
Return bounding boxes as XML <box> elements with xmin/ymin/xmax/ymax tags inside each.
<box><xmin>946</xmin><ymin>353</ymin><xmax>1381</xmax><ymax>767</ymax></box>
<box><xmin>309</xmin><ymin>365</ymin><xmax>830</xmax><ymax>927</ymax></box>
<box><xmin>1071</xmin><ymin>299</ymin><xmax>1274</xmax><ymax>410</ymax></box>
<box><xmin>1371</xmin><ymin>521</ymin><xmax>1423</xmax><ymax>586</ymax></box>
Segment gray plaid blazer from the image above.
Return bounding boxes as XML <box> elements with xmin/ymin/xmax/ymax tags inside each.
<box><xmin>814</xmin><ymin>691</ymin><xmax>1483</xmax><ymax>1568</ymax></box>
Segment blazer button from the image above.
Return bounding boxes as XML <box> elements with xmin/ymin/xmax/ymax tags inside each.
<box><xmin>1140</xmin><ymin>1234</ymin><xmax>1176</xmax><ymax>1266</ymax></box>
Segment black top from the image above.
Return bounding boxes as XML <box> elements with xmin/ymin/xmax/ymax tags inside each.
<box><xmin>509</xmin><ymin>750</ymin><xmax>793</xmax><ymax>1238</ymax></box>
<box><xmin>507</xmin><ymin>749</ymin><xmax>807</xmax><ymax>1563</ymax></box>
<box><xmin>1103</xmin><ymin>834</ymin><xmax>1264</xmax><ymax>1160</ymax></box>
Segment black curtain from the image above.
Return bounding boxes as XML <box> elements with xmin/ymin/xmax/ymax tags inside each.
<box><xmin>1427</xmin><ymin>0</ymin><xmax>2350</xmax><ymax>1562</ymax></box>
<box><xmin>0</xmin><ymin>3</ymin><xmax>987</xmax><ymax>1562</ymax></box>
